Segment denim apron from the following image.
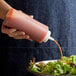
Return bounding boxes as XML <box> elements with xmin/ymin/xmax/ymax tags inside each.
<box><xmin>0</xmin><ymin>0</ymin><xmax>76</xmax><ymax>76</ymax></box>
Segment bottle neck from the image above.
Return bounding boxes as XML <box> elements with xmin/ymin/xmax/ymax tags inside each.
<box><xmin>43</xmin><ymin>31</ymin><xmax>54</xmax><ymax>42</ymax></box>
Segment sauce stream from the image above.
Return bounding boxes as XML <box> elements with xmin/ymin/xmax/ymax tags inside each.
<box><xmin>53</xmin><ymin>40</ymin><xmax>67</xmax><ymax>63</ymax></box>
<box><xmin>53</xmin><ymin>40</ymin><xmax>63</xmax><ymax>58</ymax></box>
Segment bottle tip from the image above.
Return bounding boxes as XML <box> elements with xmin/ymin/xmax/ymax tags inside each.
<box><xmin>49</xmin><ymin>37</ymin><xmax>54</xmax><ymax>41</ymax></box>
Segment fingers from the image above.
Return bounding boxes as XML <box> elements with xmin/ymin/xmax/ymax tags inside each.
<box><xmin>8</xmin><ymin>31</ymin><xmax>33</xmax><ymax>41</ymax></box>
<box><xmin>8</xmin><ymin>31</ymin><xmax>25</xmax><ymax>37</ymax></box>
<box><xmin>13</xmin><ymin>35</ymin><xmax>33</xmax><ymax>41</ymax></box>
<box><xmin>7</xmin><ymin>30</ymin><xmax>33</xmax><ymax>41</ymax></box>
<box><xmin>1</xmin><ymin>25</ymin><xmax>33</xmax><ymax>41</ymax></box>
<box><xmin>1</xmin><ymin>25</ymin><xmax>16</xmax><ymax>34</ymax></box>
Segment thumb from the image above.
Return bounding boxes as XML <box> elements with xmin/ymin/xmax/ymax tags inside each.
<box><xmin>30</xmin><ymin>15</ymin><xmax>34</xmax><ymax>18</ymax></box>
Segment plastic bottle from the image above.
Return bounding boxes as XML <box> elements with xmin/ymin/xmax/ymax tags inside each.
<box><xmin>3</xmin><ymin>8</ymin><xmax>54</xmax><ymax>43</ymax></box>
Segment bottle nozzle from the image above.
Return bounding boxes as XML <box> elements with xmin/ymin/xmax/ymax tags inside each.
<box><xmin>49</xmin><ymin>37</ymin><xmax>54</xmax><ymax>41</ymax></box>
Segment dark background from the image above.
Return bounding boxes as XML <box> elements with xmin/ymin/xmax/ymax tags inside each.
<box><xmin>0</xmin><ymin>0</ymin><xmax>76</xmax><ymax>76</ymax></box>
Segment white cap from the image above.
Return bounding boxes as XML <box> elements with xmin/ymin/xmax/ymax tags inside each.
<box><xmin>43</xmin><ymin>31</ymin><xmax>54</xmax><ymax>42</ymax></box>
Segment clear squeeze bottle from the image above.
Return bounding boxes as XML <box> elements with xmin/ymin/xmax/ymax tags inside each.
<box><xmin>2</xmin><ymin>8</ymin><xmax>54</xmax><ymax>43</ymax></box>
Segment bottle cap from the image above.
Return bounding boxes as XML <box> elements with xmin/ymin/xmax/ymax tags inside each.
<box><xmin>43</xmin><ymin>31</ymin><xmax>54</xmax><ymax>42</ymax></box>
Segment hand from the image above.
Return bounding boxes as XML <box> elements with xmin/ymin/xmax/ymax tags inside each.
<box><xmin>1</xmin><ymin>15</ymin><xmax>33</xmax><ymax>41</ymax></box>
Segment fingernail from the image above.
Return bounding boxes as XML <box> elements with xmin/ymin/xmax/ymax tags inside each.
<box><xmin>30</xmin><ymin>15</ymin><xmax>34</xmax><ymax>18</ymax></box>
<box><xmin>12</xmin><ymin>29</ymin><xmax>16</xmax><ymax>32</ymax></box>
<box><xmin>22</xmin><ymin>32</ymin><xmax>25</xmax><ymax>35</ymax></box>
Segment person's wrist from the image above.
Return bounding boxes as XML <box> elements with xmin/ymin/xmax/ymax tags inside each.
<box><xmin>3</xmin><ymin>8</ymin><xmax>12</xmax><ymax>19</ymax></box>
<box><xmin>0</xmin><ymin>0</ymin><xmax>12</xmax><ymax>20</ymax></box>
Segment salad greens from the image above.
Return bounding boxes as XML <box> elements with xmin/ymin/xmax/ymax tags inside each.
<box><xmin>29</xmin><ymin>55</ymin><xmax>76</xmax><ymax>75</ymax></box>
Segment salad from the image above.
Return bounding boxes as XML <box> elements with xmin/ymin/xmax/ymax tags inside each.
<box><xmin>29</xmin><ymin>55</ymin><xmax>76</xmax><ymax>75</ymax></box>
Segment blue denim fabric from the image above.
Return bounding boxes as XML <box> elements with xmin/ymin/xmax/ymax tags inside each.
<box><xmin>0</xmin><ymin>0</ymin><xmax>76</xmax><ymax>76</ymax></box>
